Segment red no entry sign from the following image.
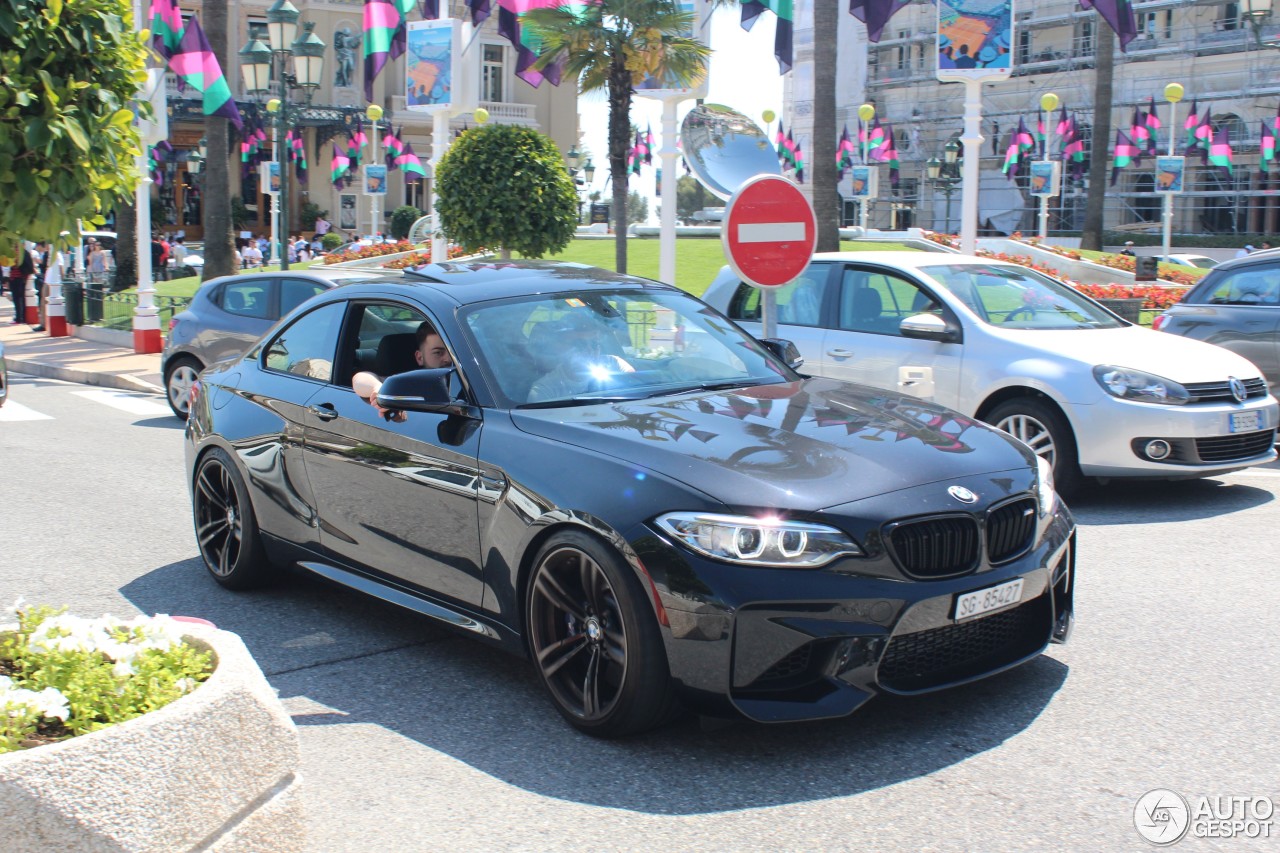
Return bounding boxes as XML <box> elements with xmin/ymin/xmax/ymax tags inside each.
<box><xmin>721</xmin><ymin>174</ymin><xmax>817</xmax><ymax>289</ymax></box>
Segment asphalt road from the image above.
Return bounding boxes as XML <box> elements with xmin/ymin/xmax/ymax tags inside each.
<box><xmin>2</xmin><ymin>373</ymin><xmax>1278</xmax><ymax>851</ymax></box>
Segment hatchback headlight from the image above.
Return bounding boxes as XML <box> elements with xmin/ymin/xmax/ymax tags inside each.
<box><xmin>1035</xmin><ymin>455</ymin><xmax>1056</xmax><ymax>517</ymax></box>
<box><xmin>1092</xmin><ymin>365</ymin><xmax>1190</xmax><ymax>405</ymax></box>
<box><xmin>655</xmin><ymin>513</ymin><xmax>862</xmax><ymax>568</ymax></box>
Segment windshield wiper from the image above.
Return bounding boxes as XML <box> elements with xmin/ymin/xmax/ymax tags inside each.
<box><xmin>686</xmin><ymin>379</ymin><xmax>764</xmax><ymax>392</ymax></box>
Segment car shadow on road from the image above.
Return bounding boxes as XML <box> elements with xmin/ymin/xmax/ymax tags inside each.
<box><xmin>131</xmin><ymin>416</ymin><xmax>186</xmax><ymax>430</ymax></box>
<box><xmin>123</xmin><ymin>559</ymin><xmax>1070</xmax><ymax>816</ymax></box>
<box><xmin>1065</xmin><ymin>475</ymin><xmax>1274</xmax><ymax>525</ymax></box>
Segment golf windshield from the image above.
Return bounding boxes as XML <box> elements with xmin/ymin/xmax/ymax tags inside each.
<box><xmin>917</xmin><ymin>263</ymin><xmax>1126</xmax><ymax>330</ymax></box>
<box><xmin>462</xmin><ymin>289</ymin><xmax>794</xmax><ymax>407</ymax></box>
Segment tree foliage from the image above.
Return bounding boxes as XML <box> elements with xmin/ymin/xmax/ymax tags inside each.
<box><xmin>389</xmin><ymin>205</ymin><xmax>422</xmax><ymax>240</ymax></box>
<box><xmin>0</xmin><ymin>0</ymin><xmax>149</xmax><ymax>257</ymax></box>
<box><xmin>626</xmin><ymin>190</ymin><xmax>648</xmax><ymax>225</ymax></box>
<box><xmin>676</xmin><ymin>174</ymin><xmax>721</xmax><ymax>224</ymax></box>
<box><xmin>435</xmin><ymin>124</ymin><xmax>579</xmax><ymax>257</ymax></box>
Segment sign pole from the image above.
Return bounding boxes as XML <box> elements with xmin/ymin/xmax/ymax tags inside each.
<box><xmin>1162</xmin><ymin>84</ymin><xmax>1183</xmax><ymax>264</ymax></box>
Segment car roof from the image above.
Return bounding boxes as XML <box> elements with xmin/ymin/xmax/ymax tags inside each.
<box><xmin>198</xmin><ymin>267</ymin><xmax>401</xmax><ymax>290</ymax></box>
<box><xmin>396</xmin><ymin>259</ymin><xmax>678</xmax><ymax>304</ymax></box>
<box><xmin>805</xmin><ymin>250</ymin><xmax>1005</xmax><ymax>269</ymax></box>
<box><xmin>1200</xmin><ymin>247</ymin><xmax>1280</xmax><ymax>273</ymax></box>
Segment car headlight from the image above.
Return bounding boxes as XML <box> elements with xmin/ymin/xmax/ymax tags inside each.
<box><xmin>1092</xmin><ymin>365</ymin><xmax>1190</xmax><ymax>405</ymax></box>
<box><xmin>1035</xmin><ymin>455</ymin><xmax>1056</xmax><ymax>517</ymax></box>
<box><xmin>655</xmin><ymin>513</ymin><xmax>863</xmax><ymax>568</ymax></box>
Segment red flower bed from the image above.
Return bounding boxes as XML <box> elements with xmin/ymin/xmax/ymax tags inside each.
<box><xmin>320</xmin><ymin>241</ymin><xmax>415</xmax><ymax>264</ymax></box>
<box><xmin>1071</xmin><ymin>282</ymin><xmax>1189</xmax><ymax>310</ymax></box>
<box><xmin>380</xmin><ymin>244</ymin><xmax>478</xmax><ymax>269</ymax></box>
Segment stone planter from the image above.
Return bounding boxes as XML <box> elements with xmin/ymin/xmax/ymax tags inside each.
<box><xmin>1095</xmin><ymin>297</ymin><xmax>1145</xmax><ymax>323</ymax></box>
<box><xmin>0</xmin><ymin>623</ymin><xmax>304</xmax><ymax>853</ymax></box>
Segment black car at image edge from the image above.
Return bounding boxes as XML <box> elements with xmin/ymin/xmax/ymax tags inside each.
<box><xmin>185</xmin><ymin>260</ymin><xmax>1076</xmax><ymax>737</ymax></box>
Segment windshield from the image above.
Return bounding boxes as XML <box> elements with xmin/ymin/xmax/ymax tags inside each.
<box><xmin>462</xmin><ymin>289</ymin><xmax>793</xmax><ymax>407</ymax></box>
<box><xmin>916</xmin><ymin>263</ymin><xmax>1125</xmax><ymax>330</ymax></box>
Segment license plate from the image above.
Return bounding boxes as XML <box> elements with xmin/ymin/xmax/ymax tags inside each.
<box><xmin>1229</xmin><ymin>411</ymin><xmax>1263</xmax><ymax>433</ymax></box>
<box><xmin>953</xmin><ymin>578</ymin><xmax>1024</xmax><ymax>622</ymax></box>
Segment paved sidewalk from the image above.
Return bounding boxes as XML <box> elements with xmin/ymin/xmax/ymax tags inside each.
<box><xmin>1</xmin><ymin>297</ymin><xmax>164</xmax><ymax>395</ymax></box>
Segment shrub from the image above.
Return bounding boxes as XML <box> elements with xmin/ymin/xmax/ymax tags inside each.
<box><xmin>321</xmin><ymin>232</ymin><xmax>344</xmax><ymax>252</ymax></box>
<box><xmin>389</xmin><ymin>206</ymin><xmax>423</xmax><ymax>241</ymax></box>
<box><xmin>299</xmin><ymin>202</ymin><xmax>328</xmax><ymax>231</ymax></box>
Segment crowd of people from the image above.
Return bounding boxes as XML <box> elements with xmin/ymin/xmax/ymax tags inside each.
<box><xmin>2</xmin><ymin>240</ymin><xmax>67</xmax><ymax>330</ymax></box>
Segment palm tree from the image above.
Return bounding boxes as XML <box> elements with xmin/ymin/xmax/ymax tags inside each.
<box><xmin>1081</xmin><ymin>23</ymin><xmax>1114</xmax><ymax>251</ymax></box>
<box><xmin>811</xmin><ymin>0</ymin><xmax>840</xmax><ymax>252</ymax></box>
<box><xmin>524</xmin><ymin>0</ymin><xmax>710</xmax><ymax>274</ymax></box>
<box><xmin>201</xmin><ymin>0</ymin><xmax>236</xmax><ymax>280</ymax></box>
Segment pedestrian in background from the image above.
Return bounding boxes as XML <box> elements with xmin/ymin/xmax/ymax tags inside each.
<box><xmin>1235</xmin><ymin>244</ymin><xmax>1255</xmax><ymax>259</ymax></box>
<box><xmin>87</xmin><ymin>239</ymin><xmax>107</xmax><ymax>284</ymax></box>
<box><xmin>9</xmin><ymin>244</ymin><xmax>33</xmax><ymax>324</ymax></box>
<box><xmin>38</xmin><ymin>242</ymin><xmax>65</xmax><ymax>331</ymax></box>
<box><xmin>1120</xmin><ymin>241</ymin><xmax>1136</xmax><ymax>256</ymax></box>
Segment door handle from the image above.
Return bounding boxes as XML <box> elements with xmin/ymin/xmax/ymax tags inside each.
<box><xmin>308</xmin><ymin>403</ymin><xmax>339</xmax><ymax>422</ymax></box>
<box><xmin>827</xmin><ymin>348</ymin><xmax>854</xmax><ymax>358</ymax></box>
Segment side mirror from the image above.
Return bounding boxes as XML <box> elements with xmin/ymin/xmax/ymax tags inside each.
<box><xmin>376</xmin><ymin>369</ymin><xmax>478</xmax><ymax>418</ymax></box>
<box><xmin>899</xmin><ymin>313</ymin><xmax>962</xmax><ymax>343</ymax></box>
<box><xmin>759</xmin><ymin>337</ymin><xmax>804</xmax><ymax>370</ymax></box>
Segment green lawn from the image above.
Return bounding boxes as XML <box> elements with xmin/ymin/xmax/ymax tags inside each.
<box><xmin>1073</xmin><ymin>248</ymin><xmax>1209</xmax><ymax>281</ymax></box>
<box><xmin>520</xmin><ymin>238</ymin><xmax>922</xmax><ymax>297</ymax></box>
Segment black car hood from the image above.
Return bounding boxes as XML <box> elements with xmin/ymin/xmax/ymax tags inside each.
<box><xmin>511</xmin><ymin>377</ymin><xmax>1034</xmax><ymax>511</ymax></box>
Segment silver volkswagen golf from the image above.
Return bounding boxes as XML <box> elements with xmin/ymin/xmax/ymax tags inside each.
<box><xmin>703</xmin><ymin>251</ymin><xmax>1278</xmax><ymax>494</ymax></box>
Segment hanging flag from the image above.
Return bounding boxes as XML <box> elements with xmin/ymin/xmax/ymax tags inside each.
<box><xmin>384</xmin><ymin>126</ymin><xmax>406</xmax><ymax>166</ymax></box>
<box><xmin>837</xmin><ymin>124</ymin><xmax>854</xmax><ymax>180</ymax></box>
<box><xmin>398</xmin><ymin>141</ymin><xmax>427</xmax><ymax>181</ymax></box>
<box><xmin>1110</xmin><ymin>129</ymin><xmax>1138</xmax><ymax>186</ymax></box>
<box><xmin>1129</xmin><ymin>105</ymin><xmax>1150</xmax><ymax>165</ymax></box>
<box><xmin>793</xmin><ymin>138</ymin><xmax>805</xmax><ymax>184</ymax></box>
<box><xmin>1055</xmin><ymin>106</ymin><xmax>1072</xmax><ymax>142</ymax></box>
<box><xmin>420</xmin><ymin>0</ymin><xmax>440</xmax><ymax>18</ymax></box>
<box><xmin>363</xmin><ymin>0</ymin><xmax>418</xmax><ymax>102</ymax></box>
<box><xmin>644</xmin><ymin>125</ymin><xmax>655</xmax><ymax>166</ymax></box>
<box><xmin>347</xmin><ymin>118</ymin><xmax>368</xmax><ymax>170</ymax></box>
<box><xmin>1261</xmin><ymin>122</ymin><xmax>1275</xmax><ymax>175</ymax></box>
<box><xmin>1079</xmin><ymin>0</ymin><xmax>1138</xmax><ymax>51</ymax></box>
<box><xmin>149</xmin><ymin>0</ymin><xmax>185</xmax><ymax>61</ymax></box>
<box><xmin>464</xmin><ymin>0</ymin><xmax>583</xmax><ymax>87</ymax></box>
<box><xmin>879</xmin><ymin>122</ymin><xmax>900</xmax><ymax>186</ymax></box>
<box><xmin>1062</xmin><ymin>114</ymin><xmax>1086</xmax><ymax>180</ymax></box>
<box><xmin>1146</xmin><ymin>96</ymin><xmax>1162</xmax><ymax>133</ymax></box>
<box><xmin>632</xmin><ymin>129</ymin><xmax>649</xmax><ymax>171</ymax></box>
<box><xmin>286</xmin><ymin>129</ymin><xmax>308</xmax><ymax>187</ymax></box>
<box><xmin>848</xmin><ymin>0</ymin><xmax>910</xmax><ymax>43</ymax></box>
<box><xmin>870</xmin><ymin>124</ymin><xmax>894</xmax><ymax>162</ymax></box>
<box><xmin>1036</xmin><ymin>114</ymin><xmax>1048</xmax><ymax>158</ymax></box>
<box><xmin>331</xmin><ymin>144</ymin><xmax>352</xmax><ymax>187</ymax></box>
<box><xmin>1002</xmin><ymin>117</ymin><xmax>1034</xmax><ymax>179</ymax></box>
<box><xmin>1207</xmin><ymin>126</ymin><xmax>1233</xmax><ymax>177</ymax></box>
<box><xmin>785</xmin><ymin>128</ymin><xmax>798</xmax><ymax>169</ymax></box>
<box><xmin>1188</xmin><ymin>106</ymin><xmax>1213</xmax><ymax>164</ymax></box>
<box><xmin>1183</xmin><ymin>99</ymin><xmax>1199</xmax><ymax>148</ymax></box>
<box><xmin>740</xmin><ymin>0</ymin><xmax>794</xmax><ymax>73</ymax></box>
<box><xmin>148</xmin><ymin>140</ymin><xmax>173</xmax><ymax>186</ymax></box>
<box><xmin>1273</xmin><ymin>102</ymin><xmax>1280</xmax><ymax>134</ymax></box>
<box><xmin>168</xmin><ymin>16</ymin><xmax>243</xmax><ymax>129</ymax></box>
<box><xmin>775</xmin><ymin>119</ymin><xmax>789</xmax><ymax>166</ymax></box>
<box><xmin>867</xmin><ymin>117</ymin><xmax>888</xmax><ymax>155</ymax></box>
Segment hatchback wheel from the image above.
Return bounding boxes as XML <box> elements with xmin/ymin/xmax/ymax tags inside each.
<box><xmin>193</xmin><ymin>448</ymin><xmax>273</xmax><ymax>589</ymax></box>
<box><xmin>165</xmin><ymin>356</ymin><xmax>202</xmax><ymax>419</ymax></box>
<box><xmin>527</xmin><ymin>531</ymin><xmax>674</xmax><ymax>737</ymax></box>
<box><xmin>988</xmin><ymin>398</ymin><xmax>1082</xmax><ymax>496</ymax></box>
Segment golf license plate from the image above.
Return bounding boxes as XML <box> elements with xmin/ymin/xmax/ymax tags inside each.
<box><xmin>954</xmin><ymin>578</ymin><xmax>1024</xmax><ymax>622</ymax></box>
<box><xmin>1229</xmin><ymin>411</ymin><xmax>1263</xmax><ymax>433</ymax></box>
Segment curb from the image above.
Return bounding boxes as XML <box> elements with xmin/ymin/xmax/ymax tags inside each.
<box><xmin>6</xmin><ymin>356</ymin><xmax>165</xmax><ymax>396</ymax></box>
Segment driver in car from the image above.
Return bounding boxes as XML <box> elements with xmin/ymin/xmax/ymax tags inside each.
<box><xmin>526</xmin><ymin>313</ymin><xmax>635</xmax><ymax>403</ymax></box>
<box><xmin>353</xmin><ymin>321</ymin><xmax>453</xmax><ymax>420</ymax></box>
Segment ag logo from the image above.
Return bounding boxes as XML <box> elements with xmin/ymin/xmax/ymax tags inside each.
<box><xmin>1134</xmin><ymin>789</ymin><xmax>1190</xmax><ymax>845</ymax></box>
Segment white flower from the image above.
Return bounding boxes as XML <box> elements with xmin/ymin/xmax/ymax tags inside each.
<box><xmin>112</xmin><ymin>659</ymin><xmax>137</xmax><ymax>678</ymax></box>
<box><xmin>32</xmin><ymin>687</ymin><xmax>69</xmax><ymax>721</ymax></box>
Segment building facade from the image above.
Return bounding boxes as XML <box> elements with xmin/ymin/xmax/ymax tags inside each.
<box><xmin>785</xmin><ymin>0</ymin><xmax>1280</xmax><ymax>237</ymax></box>
<box><xmin>156</xmin><ymin>0</ymin><xmax>579</xmax><ymax>241</ymax></box>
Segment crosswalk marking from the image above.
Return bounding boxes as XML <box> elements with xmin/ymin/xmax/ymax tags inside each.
<box><xmin>0</xmin><ymin>400</ymin><xmax>55</xmax><ymax>421</ymax></box>
<box><xmin>71</xmin><ymin>389</ymin><xmax>172</xmax><ymax>417</ymax></box>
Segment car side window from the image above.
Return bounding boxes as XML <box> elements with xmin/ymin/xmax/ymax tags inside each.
<box><xmin>838</xmin><ymin>268</ymin><xmax>936</xmax><ymax>335</ymax></box>
<box><xmin>724</xmin><ymin>263</ymin><xmax>830</xmax><ymax>326</ymax></box>
<box><xmin>219</xmin><ymin>281</ymin><xmax>272</xmax><ymax>319</ymax></box>
<box><xmin>346</xmin><ymin>303</ymin><xmax>432</xmax><ymax>385</ymax></box>
<box><xmin>1200</xmin><ymin>268</ymin><xmax>1280</xmax><ymax>305</ymax></box>
<box><xmin>263</xmin><ymin>302</ymin><xmax>344</xmax><ymax>381</ymax></box>
<box><xmin>279</xmin><ymin>279</ymin><xmax>328</xmax><ymax>316</ymax></box>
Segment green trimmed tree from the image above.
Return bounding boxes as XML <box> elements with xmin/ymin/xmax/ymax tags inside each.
<box><xmin>0</xmin><ymin>0</ymin><xmax>149</xmax><ymax>258</ymax></box>
<box><xmin>389</xmin><ymin>205</ymin><xmax>422</xmax><ymax>240</ymax></box>
<box><xmin>435</xmin><ymin>124</ymin><xmax>578</xmax><ymax>258</ymax></box>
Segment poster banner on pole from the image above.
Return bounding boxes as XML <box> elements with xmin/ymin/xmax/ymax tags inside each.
<box><xmin>365</xmin><ymin>164</ymin><xmax>388</xmax><ymax>195</ymax></box>
<box><xmin>1156</xmin><ymin>156</ymin><xmax>1185</xmax><ymax>194</ymax></box>
<box><xmin>1028</xmin><ymin>161</ymin><xmax>1059</xmax><ymax>197</ymax></box>
<box><xmin>339</xmin><ymin>194</ymin><xmax>357</xmax><ymax>230</ymax></box>
<box><xmin>261</xmin><ymin>161</ymin><xmax>281</xmax><ymax>195</ymax></box>
<box><xmin>850</xmin><ymin>165</ymin><xmax>879</xmax><ymax>198</ymax></box>
<box><xmin>937</xmin><ymin>0</ymin><xmax>1013</xmax><ymax>83</ymax></box>
<box><xmin>405</xmin><ymin>20</ymin><xmax>458</xmax><ymax>112</ymax></box>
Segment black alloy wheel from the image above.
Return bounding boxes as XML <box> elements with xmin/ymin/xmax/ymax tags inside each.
<box><xmin>193</xmin><ymin>448</ymin><xmax>272</xmax><ymax>589</ymax></box>
<box><xmin>527</xmin><ymin>531</ymin><xmax>674</xmax><ymax>737</ymax></box>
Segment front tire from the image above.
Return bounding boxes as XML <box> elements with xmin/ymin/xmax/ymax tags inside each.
<box><xmin>192</xmin><ymin>448</ymin><xmax>273</xmax><ymax>589</ymax></box>
<box><xmin>165</xmin><ymin>356</ymin><xmax>202</xmax><ymax>419</ymax></box>
<box><xmin>526</xmin><ymin>531</ymin><xmax>674</xmax><ymax>737</ymax></box>
<box><xmin>987</xmin><ymin>397</ymin><xmax>1083</xmax><ymax>496</ymax></box>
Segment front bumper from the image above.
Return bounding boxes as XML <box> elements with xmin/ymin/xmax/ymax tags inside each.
<box><xmin>1065</xmin><ymin>396</ymin><xmax>1278</xmax><ymax>478</ymax></box>
<box><xmin>630</xmin><ymin>484</ymin><xmax>1075</xmax><ymax>724</ymax></box>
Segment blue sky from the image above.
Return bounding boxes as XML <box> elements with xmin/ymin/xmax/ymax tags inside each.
<box><xmin>575</xmin><ymin>8</ymin><xmax>787</xmax><ymax>218</ymax></box>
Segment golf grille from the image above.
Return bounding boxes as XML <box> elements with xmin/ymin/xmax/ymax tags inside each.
<box><xmin>1195</xmin><ymin>430</ymin><xmax>1276</xmax><ymax>463</ymax></box>
<box><xmin>1184</xmin><ymin>378</ymin><xmax>1268</xmax><ymax>404</ymax></box>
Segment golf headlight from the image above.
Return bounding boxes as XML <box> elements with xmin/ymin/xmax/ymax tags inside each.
<box><xmin>1035</xmin><ymin>455</ymin><xmax>1056</xmax><ymax>516</ymax></box>
<box><xmin>655</xmin><ymin>513</ymin><xmax>862</xmax><ymax>568</ymax></box>
<box><xmin>1093</xmin><ymin>365</ymin><xmax>1190</xmax><ymax>405</ymax></box>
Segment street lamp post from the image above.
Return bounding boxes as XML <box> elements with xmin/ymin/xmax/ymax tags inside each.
<box><xmin>565</xmin><ymin>146</ymin><xmax>595</xmax><ymax>224</ymax></box>
<box><xmin>239</xmin><ymin>2</ymin><xmax>324</xmax><ymax>271</ymax></box>
<box><xmin>926</xmin><ymin>139</ymin><xmax>963</xmax><ymax>235</ymax></box>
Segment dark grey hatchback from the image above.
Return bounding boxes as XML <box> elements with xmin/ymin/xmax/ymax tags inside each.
<box><xmin>186</xmin><ymin>261</ymin><xmax>1076</xmax><ymax>737</ymax></box>
<box><xmin>1155</xmin><ymin>251</ymin><xmax>1280</xmax><ymax>396</ymax></box>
